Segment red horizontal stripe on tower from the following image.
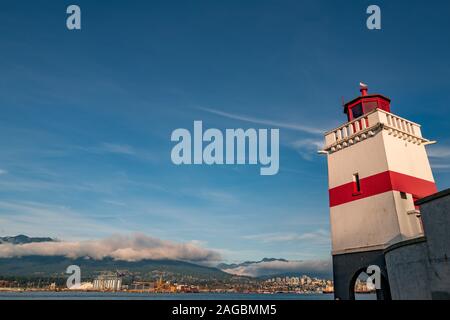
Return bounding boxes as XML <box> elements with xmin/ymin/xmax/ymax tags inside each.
<box><xmin>329</xmin><ymin>171</ymin><xmax>437</xmax><ymax>207</ymax></box>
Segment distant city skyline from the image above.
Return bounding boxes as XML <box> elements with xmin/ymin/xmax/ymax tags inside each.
<box><xmin>0</xmin><ymin>0</ymin><xmax>450</xmax><ymax>268</ymax></box>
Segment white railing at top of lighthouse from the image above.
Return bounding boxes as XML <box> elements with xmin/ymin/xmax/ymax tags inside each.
<box><xmin>324</xmin><ymin>109</ymin><xmax>423</xmax><ymax>148</ymax></box>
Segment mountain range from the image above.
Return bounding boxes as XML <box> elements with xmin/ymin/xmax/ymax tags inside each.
<box><xmin>217</xmin><ymin>257</ymin><xmax>289</xmax><ymax>270</ymax></box>
<box><xmin>0</xmin><ymin>235</ymin><xmax>230</xmax><ymax>281</ymax></box>
<box><xmin>219</xmin><ymin>257</ymin><xmax>332</xmax><ymax>279</ymax></box>
<box><xmin>0</xmin><ymin>235</ymin><xmax>331</xmax><ymax>280</ymax></box>
<box><xmin>0</xmin><ymin>235</ymin><xmax>55</xmax><ymax>245</ymax></box>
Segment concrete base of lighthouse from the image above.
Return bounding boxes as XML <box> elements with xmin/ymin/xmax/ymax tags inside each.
<box><xmin>332</xmin><ymin>250</ymin><xmax>392</xmax><ymax>300</ymax></box>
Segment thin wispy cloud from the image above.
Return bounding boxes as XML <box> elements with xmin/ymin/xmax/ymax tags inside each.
<box><xmin>102</xmin><ymin>199</ymin><xmax>127</xmax><ymax>206</ymax></box>
<box><xmin>198</xmin><ymin>107</ymin><xmax>324</xmax><ymax>135</ymax></box>
<box><xmin>0</xmin><ymin>169</ymin><xmax>8</xmax><ymax>175</ymax></box>
<box><xmin>289</xmin><ymin>138</ymin><xmax>324</xmax><ymax>161</ymax></box>
<box><xmin>427</xmin><ymin>145</ymin><xmax>450</xmax><ymax>172</ymax></box>
<box><xmin>290</xmin><ymin>139</ymin><xmax>323</xmax><ymax>150</ymax></box>
<box><xmin>0</xmin><ymin>168</ymin><xmax>162</xmax><ymax>196</ymax></box>
<box><xmin>0</xmin><ymin>178</ymin><xmax>61</xmax><ymax>192</ymax></box>
<box><xmin>431</xmin><ymin>163</ymin><xmax>450</xmax><ymax>169</ymax></box>
<box><xmin>0</xmin><ymin>200</ymin><xmax>124</xmax><ymax>239</ymax></box>
<box><xmin>427</xmin><ymin>145</ymin><xmax>450</xmax><ymax>158</ymax></box>
<box><xmin>180</xmin><ymin>188</ymin><xmax>239</xmax><ymax>204</ymax></box>
<box><xmin>244</xmin><ymin>229</ymin><xmax>329</xmax><ymax>244</ymax></box>
<box><xmin>100</xmin><ymin>143</ymin><xmax>136</xmax><ymax>155</ymax></box>
<box><xmin>78</xmin><ymin>143</ymin><xmax>135</xmax><ymax>156</ymax></box>
<box><xmin>76</xmin><ymin>142</ymin><xmax>158</xmax><ymax>162</ymax></box>
<box><xmin>431</xmin><ymin>162</ymin><xmax>450</xmax><ymax>172</ymax></box>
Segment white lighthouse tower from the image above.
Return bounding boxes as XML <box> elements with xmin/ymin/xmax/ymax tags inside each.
<box><xmin>322</xmin><ymin>84</ymin><xmax>437</xmax><ymax>300</ymax></box>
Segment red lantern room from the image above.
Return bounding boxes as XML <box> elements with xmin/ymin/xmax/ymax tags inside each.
<box><xmin>343</xmin><ymin>83</ymin><xmax>391</xmax><ymax>121</ymax></box>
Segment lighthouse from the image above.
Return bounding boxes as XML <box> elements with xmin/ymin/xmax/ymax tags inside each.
<box><xmin>322</xmin><ymin>84</ymin><xmax>438</xmax><ymax>300</ymax></box>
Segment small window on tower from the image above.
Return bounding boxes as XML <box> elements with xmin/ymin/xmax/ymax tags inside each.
<box><xmin>351</xmin><ymin>104</ymin><xmax>363</xmax><ymax>119</ymax></box>
<box><xmin>363</xmin><ymin>101</ymin><xmax>378</xmax><ymax>113</ymax></box>
<box><xmin>400</xmin><ymin>192</ymin><xmax>407</xmax><ymax>199</ymax></box>
<box><xmin>353</xmin><ymin>173</ymin><xmax>361</xmax><ymax>194</ymax></box>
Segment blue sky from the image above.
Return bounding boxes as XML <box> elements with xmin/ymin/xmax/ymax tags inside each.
<box><xmin>0</xmin><ymin>0</ymin><xmax>449</xmax><ymax>263</ymax></box>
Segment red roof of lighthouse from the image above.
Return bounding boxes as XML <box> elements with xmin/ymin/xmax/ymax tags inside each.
<box><xmin>343</xmin><ymin>84</ymin><xmax>391</xmax><ymax>121</ymax></box>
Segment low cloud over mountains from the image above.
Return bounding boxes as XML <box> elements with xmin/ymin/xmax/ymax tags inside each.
<box><xmin>0</xmin><ymin>234</ymin><xmax>221</xmax><ymax>263</ymax></box>
<box><xmin>0</xmin><ymin>235</ymin><xmax>332</xmax><ymax>278</ymax></box>
<box><xmin>220</xmin><ymin>258</ymin><xmax>332</xmax><ymax>278</ymax></box>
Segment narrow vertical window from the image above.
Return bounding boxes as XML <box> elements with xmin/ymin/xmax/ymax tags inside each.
<box><xmin>353</xmin><ymin>173</ymin><xmax>361</xmax><ymax>194</ymax></box>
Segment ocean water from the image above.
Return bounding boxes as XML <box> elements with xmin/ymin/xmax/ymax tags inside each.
<box><xmin>0</xmin><ymin>292</ymin><xmax>376</xmax><ymax>300</ymax></box>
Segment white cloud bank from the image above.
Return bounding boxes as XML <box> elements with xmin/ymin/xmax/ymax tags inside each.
<box><xmin>222</xmin><ymin>259</ymin><xmax>332</xmax><ymax>278</ymax></box>
<box><xmin>0</xmin><ymin>233</ymin><xmax>221</xmax><ymax>263</ymax></box>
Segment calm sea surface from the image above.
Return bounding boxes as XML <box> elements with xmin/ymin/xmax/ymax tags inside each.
<box><xmin>0</xmin><ymin>292</ymin><xmax>376</xmax><ymax>300</ymax></box>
